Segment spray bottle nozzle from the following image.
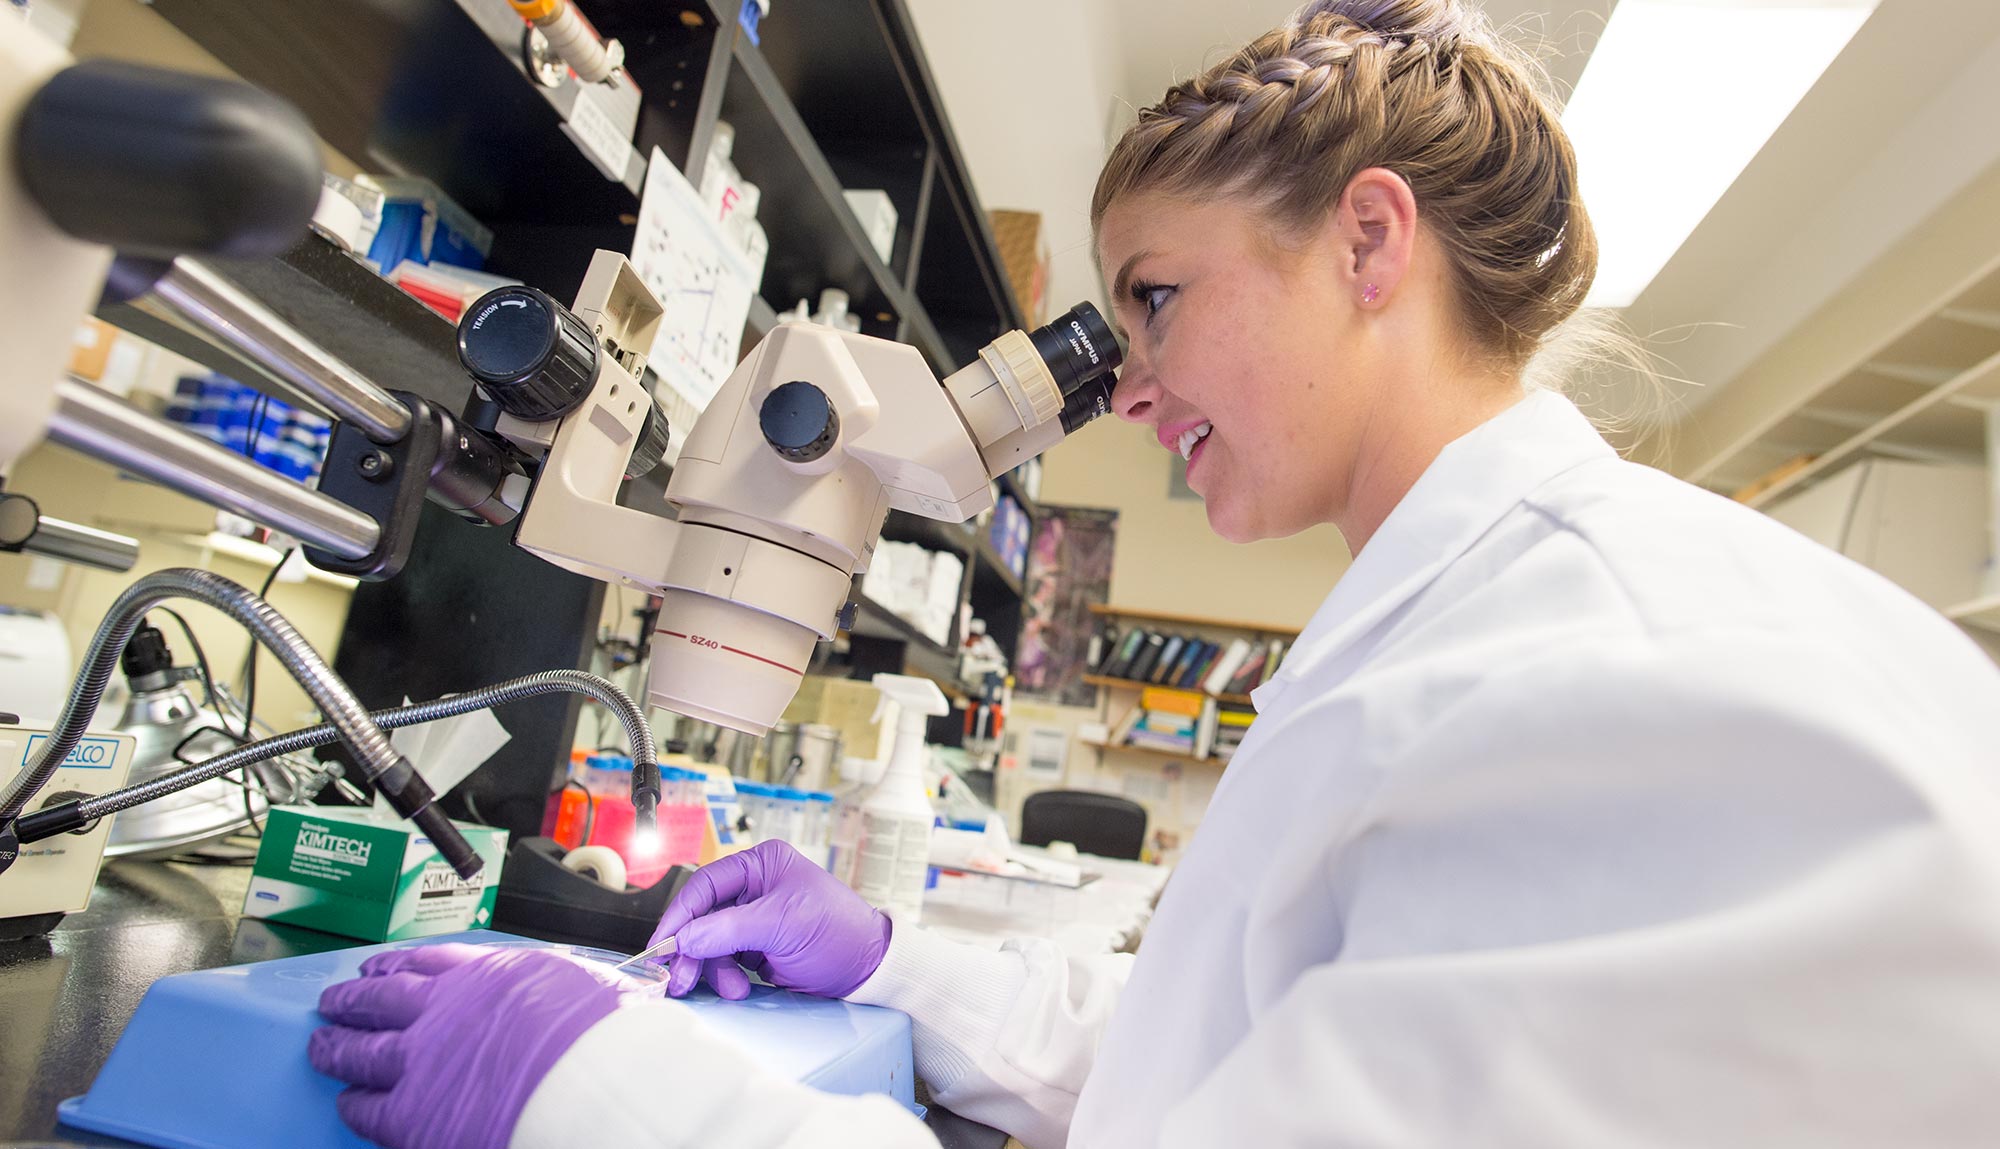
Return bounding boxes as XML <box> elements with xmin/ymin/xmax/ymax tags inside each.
<box><xmin>870</xmin><ymin>672</ymin><xmax>950</xmax><ymax>718</ymax></box>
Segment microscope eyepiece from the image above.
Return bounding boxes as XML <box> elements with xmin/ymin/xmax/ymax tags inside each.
<box><xmin>1027</xmin><ymin>302</ymin><xmax>1122</xmax><ymax>399</ymax></box>
<box><xmin>1059</xmin><ymin>377</ymin><xmax>1113</xmax><ymax>435</ymax></box>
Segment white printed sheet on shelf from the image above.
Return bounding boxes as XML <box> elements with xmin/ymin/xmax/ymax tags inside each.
<box><xmin>630</xmin><ymin>148</ymin><xmax>757</xmax><ymax>429</ymax></box>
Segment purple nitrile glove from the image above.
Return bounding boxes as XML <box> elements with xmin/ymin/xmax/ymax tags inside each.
<box><xmin>309</xmin><ymin>943</ymin><xmax>620</xmax><ymax>1149</ymax></box>
<box><xmin>650</xmin><ymin>838</ymin><xmax>892</xmax><ymax>1001</ymax></box>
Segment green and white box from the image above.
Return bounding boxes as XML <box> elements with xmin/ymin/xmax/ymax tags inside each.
<box><xmin>243</xmin><ymin>806</ymin><xmax>508</xmax><ymax>941</ymax></box>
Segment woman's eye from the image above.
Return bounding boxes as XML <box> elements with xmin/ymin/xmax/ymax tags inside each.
<box><xmin>1136</xmin><ymin>284</ymin><xmax>1174</xmax><ymax>321</ymax></box>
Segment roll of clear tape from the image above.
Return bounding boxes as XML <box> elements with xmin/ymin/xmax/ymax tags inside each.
<box><xmin>561</xmin><ymin>844</ymin><xmax>627</xmax><ymax>890</ymax></box>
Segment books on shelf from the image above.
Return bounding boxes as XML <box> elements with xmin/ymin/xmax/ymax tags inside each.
<box><xmin>1095</xmin><ymin>696</ymin><xmax>1258</xmax><ymax>762</ymax></box>
<box><xmin>1225</xmin><ymin>645</ymin><xmax>1267</xmax><ymax>693</ymax></box>
<box><xmin>1098</xmin><ymin>628</ymin><xmax>1144</xmax><ymax>679</ymax></box>
<box><xmin>1193</xmin><ymin>697</ymin><xmax>1220</xmax><ymax>760</ymax></box>
<box><xmin>1125</xmin><ymin>633</ymin><xmax>1169</xmax><ymax>683</ymax></box>
<box><xmin>1127</xmin><ymin>728</ymin><xmax>1197</xmax><ymax>753</ymax></box>
<box><xmin>1141</xmin><ymin>686</ymin><xmax>1205</xmax><ymax>717</ymax></box>
<box><xmin>1201</xmin><ymin>639</ymin><xmax>1251</xmax><ymax>695</ymax></box>
<box><xmin>1090</xmin><ymin>625</ymin><xmax>1293</xmax><ymax>698</ymax></box>
<box><xmin>1210</xmin><ymin>701</ymin><xmax>1257</xmax><ymax>760</ymax></box>
<box><xmin>1262</xmin><ymin>638</ymin><xmax>1286</xmax><ymax>686</ymax></box>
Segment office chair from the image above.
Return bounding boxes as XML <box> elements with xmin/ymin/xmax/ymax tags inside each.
<box><xmin>1018</xmin><ymin>789</ymin><xmax>1148</xmax><ymax>861</ymax></box>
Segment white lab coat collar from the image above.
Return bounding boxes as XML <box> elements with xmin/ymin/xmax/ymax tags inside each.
<box><xmin>1252</xmin><ymin>389</ymin><xmax>1614</xmax><ymax>710</ymax></box>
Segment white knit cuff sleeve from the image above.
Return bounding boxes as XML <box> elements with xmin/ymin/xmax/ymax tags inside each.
<box><xmin>845</xmin><ymin>923</ymin><xmax>1027</xmax><ymax>1095</ymax></box>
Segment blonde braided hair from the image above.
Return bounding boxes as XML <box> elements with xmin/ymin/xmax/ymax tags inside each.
<box><xmin>1094</xmin><ymin>0</ymin><xmax>1596</xmax><ymax>368</ymax></box>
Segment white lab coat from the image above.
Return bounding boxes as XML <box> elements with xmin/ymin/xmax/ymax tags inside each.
<box><xmin>514</xmin><ymin>390</ymin><xmax>2000</xmax><ymax>1148</ymax></box>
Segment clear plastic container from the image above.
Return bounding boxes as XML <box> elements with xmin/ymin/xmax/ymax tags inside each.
<box><xmin>583</xmin><ymin>753</ymin><xmax>633</xmax><ymax>798</ymax></box>
<box><xmin>658</xmin><ymin>767</ymin><xmax>707</xmax><ymax>866</ymax></box>
<box><xmin>543</xmin><ymin>943</ymin><xmax>672</xmax><ymax>998</ymax></box>
<box><xmin>806</xmin><ymin>791</ymin><xmax>836</xmax><ymax>868</ymax></box>
<box><xmin>774</xmin><ymin>787</ymin><xmax>808</xmax><ymax>849</ymax></box>
<box><xmin>736</xmin><ymin>781</ymin><xmax>771</xmax><ymax>843</ymax></box>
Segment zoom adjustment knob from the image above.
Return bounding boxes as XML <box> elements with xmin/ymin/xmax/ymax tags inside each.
<box><xmin>457</xmin><ymin>286</ymin><xmax>599</xmax><ymax>422</ymax></box>
<box><xmin>759</xmin><ymin>381</ymin><xmax>839</xmax><ymax>463</ymax></box>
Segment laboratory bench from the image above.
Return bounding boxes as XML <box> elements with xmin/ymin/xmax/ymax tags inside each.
<box><xmin>922</xmin><ymin>848</ymin><xmax>1173</xmax><ymax>958</ymax></box>
<box><xmin>0</xmin><ymin>857</ymin><xmax>1007</xmax><ymax>1149</ymax></box>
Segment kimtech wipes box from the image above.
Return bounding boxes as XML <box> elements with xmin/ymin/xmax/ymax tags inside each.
<box><xmin>243</xmin><ymin>806</ymin><xmax>508</xmax><ymax>941</ymax></box>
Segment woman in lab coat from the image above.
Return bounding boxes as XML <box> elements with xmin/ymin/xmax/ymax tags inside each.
<box><xmin>310</xmin><ymin>1</ymin><xmax>2000</xmax><ymax>1145</ymax></box>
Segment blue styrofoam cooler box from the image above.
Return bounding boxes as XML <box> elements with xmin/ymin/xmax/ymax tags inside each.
<box><xmin>58</xmin><ymin>930</ymin><xmax>915</xmax><ymax>1149</ymax></box>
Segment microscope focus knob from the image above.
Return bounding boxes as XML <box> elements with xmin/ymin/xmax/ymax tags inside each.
<box><xmin>457</xmin><ymin>286</ymin><xmax>600</xmax><ymax>422</ymax></box>
<box><xmin>760</xmin><ymin>381</ymin><xmax>840</xmax><ymax>462</ymax></box>
<box><xmin>625</xmin><ymin>400</ymin><xmax>671</xmax><ymax>479</ymax></box>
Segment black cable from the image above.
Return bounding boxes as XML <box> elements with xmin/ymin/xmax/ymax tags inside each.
<box><xmin>169</xmin><ymin>724</ymin><xmax>266</xmax><ymax>839</ymax></box>
<box><xmin>170</xmin><ymin>725</ymin><xmax>239</xmax><ymax>763</ymax></box>
<box><xmin>242</xmin><ymin>392</ymin><xmax>270</xmax><ymax>462</ymax></box>
<box><xmin>564</xmin><ymin>777</ymin><xmax>597</xmax><ymax>846</ymax></box>
<box><xmin>237</xmin><ymin>546</ymin><xmax>295</xmax><ymax>745</ymax></box>
<box><xmin>150</xmin><ymin>607</ymin><xmax>220</xmax><ymax>714</ymax></box>
<box><xmin>164</xmin><ymin>852</ymin><xmax>257</xmax><ymax>867</ymax></box>
<box><xmin>240</xmin><ymin>762</ymin><xmax>264</xmax><ymax>837</ymax></box>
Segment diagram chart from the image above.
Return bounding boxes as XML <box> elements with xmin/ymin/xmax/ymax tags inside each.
<box><xmin>630</xmin><ymin>148</ymin><xmax>756</xmax><ymax>416</ymax></box>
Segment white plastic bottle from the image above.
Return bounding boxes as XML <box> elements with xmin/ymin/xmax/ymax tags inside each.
<box><xmin>850</xmin><ymin>673</ymin><xmax>949</xmax><ymax>921</ymax></box>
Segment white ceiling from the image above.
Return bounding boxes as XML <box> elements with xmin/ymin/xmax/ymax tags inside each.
<box><xmin>908</xmin><ymin>0</ymin><xmax>2000</xmax><ymax>473</ymax></box>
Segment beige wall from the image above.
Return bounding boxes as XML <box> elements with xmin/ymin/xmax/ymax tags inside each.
<box><xmin>904</xmin><ymin>0</ymin><xmax>1127</xmax><ymax>320</ymax></box>
<box><xmin>71</xmin><ymin>0</ymin><xmax>361</xmax><ymax>178</ymax></box>
<box><xmin>1039</xmin><ymin>418</ymin><xmax>1351</xmax><ymax>628</ymax></box>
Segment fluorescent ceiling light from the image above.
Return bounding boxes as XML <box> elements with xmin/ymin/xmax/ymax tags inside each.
<box><xmin>1563</xmin><ymin>0</ymin><xmax>1879</xmax><ymax>308</ymax></box>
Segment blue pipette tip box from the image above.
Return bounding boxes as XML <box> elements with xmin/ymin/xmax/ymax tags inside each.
<box><xmin>58</xmin><ymin>930</ymin><xmax>915</xmax><ymax>1148</ymax></box>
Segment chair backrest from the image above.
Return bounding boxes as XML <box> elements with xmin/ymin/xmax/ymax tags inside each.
<box><xmin>1018</xmin><ymin>789</ymin><xmax>1148</xmax><ymax>861</ymax></box>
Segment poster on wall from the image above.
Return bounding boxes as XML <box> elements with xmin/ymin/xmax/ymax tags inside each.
<box><xmin>1015</xmin><ymin>505</ymin><xmax>1118</xmax><ymax>707</ymax></box>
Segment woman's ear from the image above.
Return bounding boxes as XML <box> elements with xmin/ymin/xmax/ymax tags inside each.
<box><xmin>1337</xmin><ymin>167</ymin><xmax>1418</xmax><ymax>309</ymax></box>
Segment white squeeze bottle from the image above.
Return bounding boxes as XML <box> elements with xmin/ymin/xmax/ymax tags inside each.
<box><xmin>851</xmin><ymin>673</ymin><xmax>949</xmax><ymax>922</ymax></box>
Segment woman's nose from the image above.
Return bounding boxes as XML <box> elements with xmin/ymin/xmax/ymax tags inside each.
<box><xmin>1111</xmin><ymin>356</ymin><xmax>1159</xmax><ymax>424</ymax></box>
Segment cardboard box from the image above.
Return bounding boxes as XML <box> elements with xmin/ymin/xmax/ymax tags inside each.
<box><xmin>782</xmin><ymin>676</ymin><xmax>894</xmax><ymax>768</ymax></box>
<box><xmin>68</xmin><ymin>317</ymin><xmax>114</xmax><ymax>381</ymax></box>
<box><xmin>988</xmin><ymin>210</ymin><xmax>1050</xmax><ymax>325</ymax></box>
<box><xmin>243</xmin><ymin>806</ymin><xmax>508</xmax><ymax>941</ymax></box>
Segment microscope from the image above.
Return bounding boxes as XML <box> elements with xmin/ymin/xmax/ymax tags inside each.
<box><xmin>451</xmin><ymin>255</ymin><xmax>1117</xmax><ymax>737</ymax></box>
<box><xmin>0</xmin><ymin>18</ymin><xmax>1119</xmax><ymax>916</ymax></box>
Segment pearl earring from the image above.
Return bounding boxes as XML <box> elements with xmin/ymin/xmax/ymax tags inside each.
<box><xmin>1361</xmin><ymin>283</ymin><xmax>1380</xmax><ymax>304</ymax></box>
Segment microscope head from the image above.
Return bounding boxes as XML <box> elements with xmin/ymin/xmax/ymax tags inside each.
<box><xmin>459</xmin><ymin>252</ymin><xmax>1121</xmax><ymax>736</ymax></box>
<box><xmin>653</xmin><ymin>302</ymin><xmax>1120</xmax><ymax>733</ymax></box>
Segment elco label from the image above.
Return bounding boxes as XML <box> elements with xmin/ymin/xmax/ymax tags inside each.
<box><xmin>22</xmin><ymin>734</ymin><xmax>121</xmax><ymax>769</ymax></box>
<box><xmin>294</xmin><ymin>823</ymin><xmax>372</xmax><ymax>866</ymax></box>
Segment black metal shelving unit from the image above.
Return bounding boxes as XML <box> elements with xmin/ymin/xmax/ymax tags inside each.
<box><xmin>135</xmin><ymin>0</ymin><xmax>1039</xmax><ymax>685</ymax></box>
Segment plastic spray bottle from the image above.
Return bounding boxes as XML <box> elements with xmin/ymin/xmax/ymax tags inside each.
<box><xmin>850</xmin><ymin>673</ymin><xmax>949</xmax><ymax>921</ymax></box>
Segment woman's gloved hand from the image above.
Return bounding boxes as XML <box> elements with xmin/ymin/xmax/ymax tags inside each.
<box><xmin>309</xmin><ymin>943</ymin><xmax>620</xmax><ymax>1149</ymax></box>
<box><xmin>651</xmin><ymin>838</ymin><xmax>892</xmax><ymax>1001</ymax></box>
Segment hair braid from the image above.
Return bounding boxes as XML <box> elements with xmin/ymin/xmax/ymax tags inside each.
<box><xmin>1094</xmin><ymin>0</ymin><xmax>1599</xmax><ymax>368</ymax></box>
